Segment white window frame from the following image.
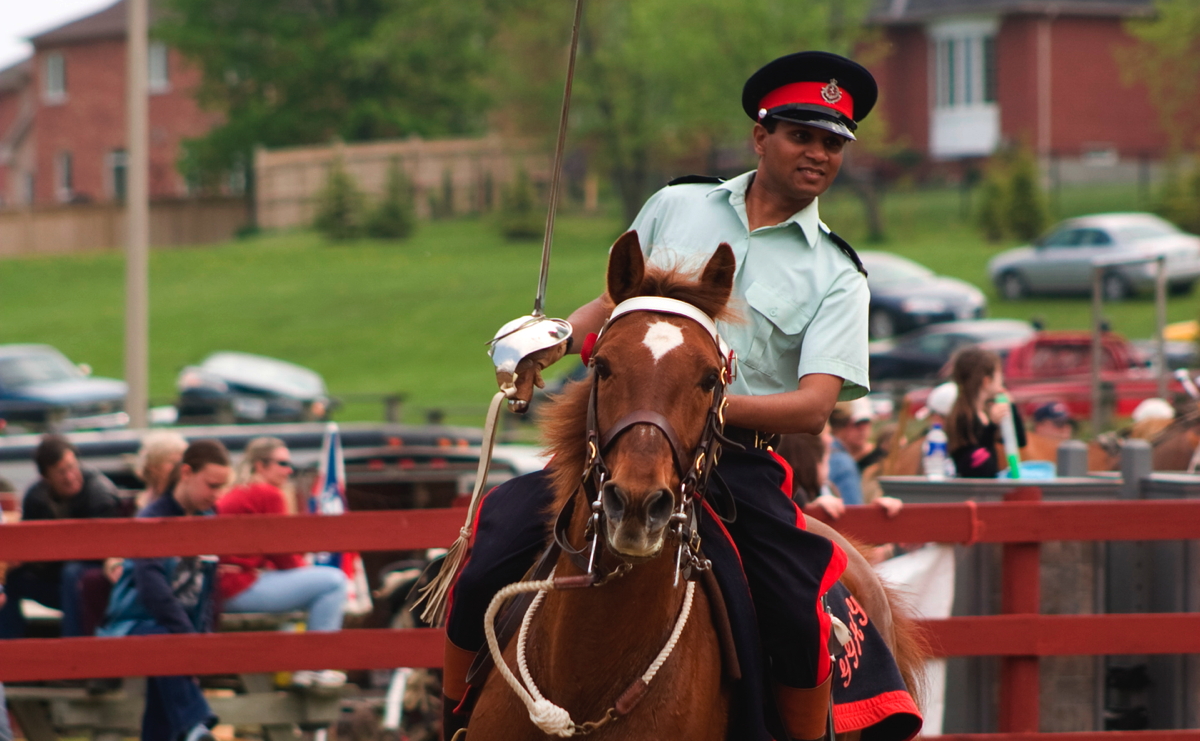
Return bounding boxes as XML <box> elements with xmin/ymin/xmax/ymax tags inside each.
<box><xmin>930</xmin><ymin>18</ymin><xmax>998</xmax><ymax>110</ymax></box>
<box><xmin>55</xmin><ymin>151</ymin><xmax>73</xmax><ymax>203</ymax></box>
<box><xmin>148</xmin><ymin>42</ymin><xmax>171</xmax><ymax>93</ymax></box>
<box><xmin>107</xmin><ymin>149</ymin><xmax>128</xmax><ymax>201</ymax></box>
<box><xmin>43</xmin><ymin>52</ymin><xmax>66</xmax><ymax>104</ymax></box>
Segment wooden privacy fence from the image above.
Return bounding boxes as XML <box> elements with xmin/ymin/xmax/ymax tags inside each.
<box><xmin>254</xmin><ymin>135</ymin><xmax>553</xmax><ymax>230</ymax></box>
<box><xmin>1</xmin><ymin>498</ymin><xmax>1199</xmax><ymax>740</ymax></box>
<box><xmin>0</xmin><ymin>199</ymin><xmax>248</xmax><ymax>256</ymax></box>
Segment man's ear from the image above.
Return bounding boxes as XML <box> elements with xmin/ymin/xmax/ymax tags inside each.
<box><xmin>751</xmin><ymin>122</ymin><xmax>769</xmax><ymax>157</ymax></box>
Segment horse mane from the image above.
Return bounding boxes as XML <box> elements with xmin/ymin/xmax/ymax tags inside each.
<box><xmin>540</xmin><ymin>259</ymin><xmax>738</xmax><ymax>515</ymax></box>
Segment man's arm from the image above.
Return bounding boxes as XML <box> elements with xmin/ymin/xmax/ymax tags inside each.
<box><xmin>564</xmin><ymin>295</ymin><xmax>611</xmax><ymax>353</ymax></box>
<box><xmin>724</xmin><ymin>373</ymin><xmax>843</xmax><ymax>435</ymax></box>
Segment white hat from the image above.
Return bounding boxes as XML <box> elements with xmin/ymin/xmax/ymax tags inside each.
<box><xmin>917</xmin><ymin>382</ymin><xmax>958</xmax><ymax>420</ymax></box>
<box><xmin>1131</xmin><ymin>397</ymin><xmax>1174</xmax><ymax>423</ymax></box>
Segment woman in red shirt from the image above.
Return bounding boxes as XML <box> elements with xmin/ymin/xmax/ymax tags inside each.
<box><xmin>217</xmin><ymin>437</ymin><xmax>348</xmax><ymax>688</ymax></box>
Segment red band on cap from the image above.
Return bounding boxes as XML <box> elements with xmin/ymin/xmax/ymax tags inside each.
<box><xmin>759</xmin><ymin>81</ymin><xmax>854</xmax><ymax>121</ymax></box>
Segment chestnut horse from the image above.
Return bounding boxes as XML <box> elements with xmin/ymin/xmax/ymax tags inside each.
<box><xmin>466</xmin><ymin>232</ymin><xmax>924</xmax><ymax>740</ymax></box>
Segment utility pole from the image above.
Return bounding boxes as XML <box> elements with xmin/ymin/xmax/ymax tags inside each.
<box><xmin>124</xmin><ymin>0</ymin><xmax>149</xmax><ymax>428</ymax></box>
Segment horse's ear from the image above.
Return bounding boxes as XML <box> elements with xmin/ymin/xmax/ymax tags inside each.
<box><xmin>699</xmin><ymin>243</ymin><xmax>736</xmax><ymax>310</ymax></box>
<box><xmin>606</xmin><ymin>231</ymin><xmax>645</xmax><ymax>305</ymax></box>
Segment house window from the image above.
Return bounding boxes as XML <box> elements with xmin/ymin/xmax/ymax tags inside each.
<box><xmin>55</xmin><ymin>151</ymin><xmax>73</xmax><ymax>202</ymax></box>
<box><xmin>44</xmin><ymin>52</ymin><xmax>66</xmax><ymax>103</ymax></box>
<box><xmin>935</xmin><ymin>31</ymin><xmax>996</xmax><ymax>108</ymax></box>
<box><xmin>108</xmin><ymin>150</ymin><xmax>128</xmax><ymax>202</ymax></box>
<box><xmin>148</xmin><ymin>42</ymin><xmax>170</xmax><ymax>93</ymax></box>
<box><xmin>929</xmin><ymin>18</ymin><xmax>1000</xmax><ymax>158</ymax></box>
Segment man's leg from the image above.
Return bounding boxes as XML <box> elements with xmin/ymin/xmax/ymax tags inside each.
<box><xmin>715</xmin><ymin>447</ymin><xmax>846</xmax><ymax>741</ymax></box>
<box><xmin>222</xmin><ymin>567</ymin><xmax>348</xmax><ymax>632</ymax></box>
<box><xmin>442</xmin><ymin>470</ymin><xmax>556</xmax><ymax>731</ymax></box>
<box><xmin>60</xmin><ymin>562</ymin><xmax>102</xmax><ymax>638</ymax></box>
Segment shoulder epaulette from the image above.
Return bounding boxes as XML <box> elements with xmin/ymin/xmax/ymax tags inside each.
<box><xmin>667</xmin><ymin>175</ymin><xmax>725</xmax><ymax>186</ymax></box>
<box><xmin>827</xmin><ymin>230</ymin><xmax>867</xmax><ymax>277</ymax></box>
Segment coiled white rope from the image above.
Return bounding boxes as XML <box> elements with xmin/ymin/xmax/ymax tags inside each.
<box><xmin>484</xmin><ymin>569</ymin><xmax>696</xmax><ymax>737</ymax></box>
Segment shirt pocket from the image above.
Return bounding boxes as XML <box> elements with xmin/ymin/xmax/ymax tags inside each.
<box><xmin>741</xmin><ymin>280</ymin><xmax>814</xmax><ymax>376</ymax></box>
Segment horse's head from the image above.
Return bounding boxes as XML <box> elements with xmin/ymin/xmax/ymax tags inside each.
<box><xmin>581</xmin><ymin>231</ymin><xmax>736</xmax><ymax>561</ymax></box>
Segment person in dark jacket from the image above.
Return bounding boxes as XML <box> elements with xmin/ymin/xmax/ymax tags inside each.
<box><xmin>0</xmin><ymin>434</ymin><xmax>121</xmax><ymax>638</ymax></box>
<box><xmin>99</xmin><ymin>439</ymin><xmax>231</xmax><ymax>741</ymax></box>
<box><xmin>946</xmin><ymin>347</ymin><xmax>1026</xmax><ymax>478</ymax></box>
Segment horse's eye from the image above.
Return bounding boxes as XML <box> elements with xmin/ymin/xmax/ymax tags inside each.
<box><xmin>699</xmin><ymin>371</ymin><xmax>719</xmax><ymax>392</ymax></box>
<box><xmin>593</xmin><ymin>358</ymin><xmax>612</xmax><ymax>380</ymax></box>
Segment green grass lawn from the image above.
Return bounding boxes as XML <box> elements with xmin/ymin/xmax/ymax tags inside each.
<box><xmin>1</xmin><ymin>181</ymin><xmax>1195</xmax><ymax>425</ymax></box>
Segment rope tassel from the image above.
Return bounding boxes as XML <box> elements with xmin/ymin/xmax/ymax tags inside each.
<box><xmin>415</xmin><ymin>390</ymin><xmax>509</xmax><ymax>625</ymax></box>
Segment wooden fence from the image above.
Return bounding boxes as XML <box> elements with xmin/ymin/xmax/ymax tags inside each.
<box><xmin>1</xmin><ymin>499</ymin><xmax>1199</xmax><ymax>740</ymax></box>
<box><xmin>253</xmin><ymin>135</ymin><xmax>553</xmax><ymax>230</ymax></box>
<box><xmin>0</xmin><ymin>199</ymin><xmax>248</xmax><ymax>257</ymax></box>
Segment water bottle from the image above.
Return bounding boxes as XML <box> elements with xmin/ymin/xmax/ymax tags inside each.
<box><xmin>996</xmin><ymin>393</ymin><xmax>1021</xmax><ymax>479</ymax></box>
<box><xmin>923</xmin><ymin>423</ymin><xmax>949</xmax><ymax>480</ymax></box>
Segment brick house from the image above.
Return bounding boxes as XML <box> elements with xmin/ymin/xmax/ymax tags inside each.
<box><xmin>0</xmin><ymin>0</ymin><xmax>219</xmax><ymax>208</ymax></box>
<box><xmin>867</xmin><ymin>0</ymin><xmax>1165</xmax><ymax>165</ymax></box>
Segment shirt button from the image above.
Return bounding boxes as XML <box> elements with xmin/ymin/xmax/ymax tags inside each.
<box><xmin>770</xmin><ymin>308</ymin><xmax>777</xmax><ymax>317</ymax></box>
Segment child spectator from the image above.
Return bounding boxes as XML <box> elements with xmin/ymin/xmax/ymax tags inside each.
<box><xmin>0</xmin><ymin>435</ymin><xmax>121</xmax><ymax>639</ymax></box>
<box><xmin>99</xmin><ymin>439</ymin><xmax>231</xmax><ymax>741</ymax></box>
<box><xmin>946</xmin><ymin>347</ymin><xmax>1026</xmax><ymax>478</ymax></box>
<box><xmin>216</xmin><ymin>437</ymin><xmax>348</xmax><ymax>689</ymax></box>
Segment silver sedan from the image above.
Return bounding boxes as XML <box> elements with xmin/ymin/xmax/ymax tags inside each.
<box><xmin>987</xmin><ymin>213</ymin><xmax>1200</xmax><ymax>300</ymax></box>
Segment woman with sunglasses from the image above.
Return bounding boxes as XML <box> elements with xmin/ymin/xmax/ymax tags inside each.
<box><xmin>216</xmin><ymin>437</ymin><xmax>349</xmax><ymax>688</ymax></box>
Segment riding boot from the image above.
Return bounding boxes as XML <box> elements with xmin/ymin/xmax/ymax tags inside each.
<box><xmin>442</xmin><ymin>637</ymin><xmax>477</xmax><ymax>741</ymax></box>
<box><xmin>774</xmin><ymin>673</ymin><xmax>833</xmax><ymax>741</ymax></box>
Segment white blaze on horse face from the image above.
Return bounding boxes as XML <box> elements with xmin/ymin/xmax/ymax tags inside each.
<box><xmin>642</xmin><ymin>321</ymin><xmax>685</xmax><ymax>363</ymax></box>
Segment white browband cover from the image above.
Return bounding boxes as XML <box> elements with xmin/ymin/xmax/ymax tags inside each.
<box><xmin>603</xmin><ymin>296</ymin><xmax>736</xmax><ymax>377</ymax></box>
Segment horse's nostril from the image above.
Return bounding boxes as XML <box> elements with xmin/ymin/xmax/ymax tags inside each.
<box><xmin>601</xmin><ymin>483</ymin><xmax>627</xmax><ymax>522</ymax></box>
<box><xmin>645</xmin><ymin>489</ymin><xmax>675</xmax><ymax>529</ymax></box>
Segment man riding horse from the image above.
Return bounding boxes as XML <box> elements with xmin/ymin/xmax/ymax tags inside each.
<box><xmin>443</xmin><ymin>51</ymin><xmax>919</xmax><ymax>741</ymax></box>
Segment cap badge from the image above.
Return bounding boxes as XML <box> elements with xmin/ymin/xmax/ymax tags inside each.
<box><xmin>821</xmin><ymin>79</ymin><xmax>842</xmax><ymax>105</ymax></box>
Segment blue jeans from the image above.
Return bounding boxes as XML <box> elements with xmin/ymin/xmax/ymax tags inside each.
<box><xmin>128</xmin><ymin>623</ymin><xmax>214</xmax><ymax>741</ymax></box>
<box><xmin>223</xmin><ymin>567</ymin><xmax>347</xmax><ymax>632</ymax></box>
<box><xmin>0</xmin><ymin>561</ymin><xmax>96</xmax><ymax>638</ymax></box>
<box><xmin>0</xmin><ymin>682</ymin><xmax>12</xmax><ymax>741</ymax></box>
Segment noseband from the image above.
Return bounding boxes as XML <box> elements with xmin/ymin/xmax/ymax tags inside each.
<box><xmin>553</xmin><ymin>296</ymin><xmax>740</xmax><ymax>586</ymax></box>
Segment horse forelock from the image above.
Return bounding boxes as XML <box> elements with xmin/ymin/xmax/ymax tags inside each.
<box><xmin>541</xmin><ymin>261</ymin><xmax>736</xmax><ymax>518</ymax></box>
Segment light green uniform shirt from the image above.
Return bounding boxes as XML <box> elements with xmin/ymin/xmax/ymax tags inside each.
<box><xmin>629</xmin><ymin>170</ymin><xmax>870</xmax><ymax>400</ymax></box>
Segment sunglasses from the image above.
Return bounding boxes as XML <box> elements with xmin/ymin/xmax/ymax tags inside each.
<box><xmin>271</xmin><ymin>459</ymin><xmax>293</xmax><ymax>469</ymax></box>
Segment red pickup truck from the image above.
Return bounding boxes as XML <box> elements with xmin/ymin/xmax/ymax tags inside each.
<box><xmin>907</xmin><ymin>331</ymin><xmax>1179</xmax><ymax>420</ymax></box>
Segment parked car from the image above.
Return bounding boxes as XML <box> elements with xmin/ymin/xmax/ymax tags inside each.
<box><xmin>988</xmin><ymin>213</ymin><xmax>1200</xmax><ymax>300</ymax></box>
<box><xmin>175</xmin><ymin>352</ymin><xmax>333</xmax><ymax>424</ymax></box>
<box><xmin>0</xmin><ymin>344</ymin><xmax>128</xmax><ymax>433</ymax></box>
<box><xmin>860</xmin><ymin>251</ymin><xmax>987</xmax><ymax>339</ymax></box>
<box><xmin>869</xmin><ymin>319</ymin><xmax>1036</xmax><ymax>383</ymax></box>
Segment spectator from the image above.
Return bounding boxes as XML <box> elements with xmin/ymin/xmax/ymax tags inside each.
<box><xmin>216</xmin><ymin>437</ymin><xmax>348</xmax><ymax>689</ymax></box>
<box><xmin>1031</xmin><ymin>402</ymin><xmax>1075</xmax><ymax>441</ymax></box>
<box><xmin>0</xmin><ymin>435</ymin><xmax>120</xmax><ymax>639</ymax></box>
<box><xmin>823</xmin><ymin>421</ymin><xmax>864</xmax><ymax>505</ymax></box>
<box><xmin>946</xmin><ymin>347</ymin><xmax>1026</xmax><ymax>478</ymax></box>
<box><xmin>99</xmin><ymin>439</ymin><xmax>230</xmax><ymax>741</ymax></box>
<box><xmin>136</xmin><ymin>431</ymin><xmax>189</xmax><ymax>511</ymax></box>
<box><xmin>829</xmin><ymin>398</ymin><xmax>876</xmax><ymax>467</ymax></box>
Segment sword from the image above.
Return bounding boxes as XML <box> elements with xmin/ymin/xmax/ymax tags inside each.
<box><xmin>488</xmin><ymin>0</ymin><xmax>585</xmax><ymax>409</ymax></box>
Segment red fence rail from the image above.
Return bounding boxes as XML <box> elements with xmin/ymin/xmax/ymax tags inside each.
<box><xmin>2</xmin><ymin>496</ymin><xmax>1199</xmax><ymax>739</ymax></box>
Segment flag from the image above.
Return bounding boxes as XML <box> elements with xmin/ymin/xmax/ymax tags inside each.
<box><xmin>310</xmin><ymin>422</ymin><xmax>373</xmax><ymax>615</ymax></box>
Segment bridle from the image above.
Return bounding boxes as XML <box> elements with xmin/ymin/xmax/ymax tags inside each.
<box><xmin>553</xmin><ymin>296</ymin><xmax>740</xmax><ymax>587</ymax></box>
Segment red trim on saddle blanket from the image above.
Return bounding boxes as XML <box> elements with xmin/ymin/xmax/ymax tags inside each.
<box><xmin>833</xmin><ymin>690</ymin><xmax>923</xmax><ymax>741</ymax></box>
<box><xmin>444</xmin><ymin>485</ymin><xmax>500</xmax><ymax>622</ymax></box>
<box><xmin>702</xmin><ymin>499</ymin><xmax>742</xmax><ymax>566</ymax></box>
<box><xmin>767</xmin><ymin>449</ymin><xmax>799</xmax><ymax>527</ymax></box>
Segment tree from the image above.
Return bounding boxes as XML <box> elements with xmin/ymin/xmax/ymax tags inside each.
<box><xmin>313</xmin><ymin>157</ymin><xmax>365</xmax><ymax>241</ymax></box>
<box><xmin>1118</xmin><ymin>0</ymin><xmax>1200</xmax><ymax>155</ymax></box>
<box><xmin>366</xmin><ymin>158</ymin><xmax>416</xmax><ymax>240</ymax></box>
<box><xmin>492</xmin><ymin>0</ymin><xmax>876</xmax><ymax>223</ymax></box>
<box><xmin>157</xmin><ymin>0</ymin><xmax>508</xmax><ymax>196</ymax></box>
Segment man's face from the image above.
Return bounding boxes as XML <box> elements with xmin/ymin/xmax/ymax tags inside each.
<box><xmin>45</xmin><ymin>450</ymin><xmax>84</xmax><ymax>498</ymax></box>
<box><xmin>1035</xmin><ymin>419</ymin><xmax>1073</xmax><ymax>442</ymax></box>
<box><xmin>752</xmin><ymin>120</ymin><xmax>847</xmax><ymax>204</ymax></box>
<box><xmin>836</xmin><ymin>419</ymin><xmax>872</xmax><ymax>456</ymax></box>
